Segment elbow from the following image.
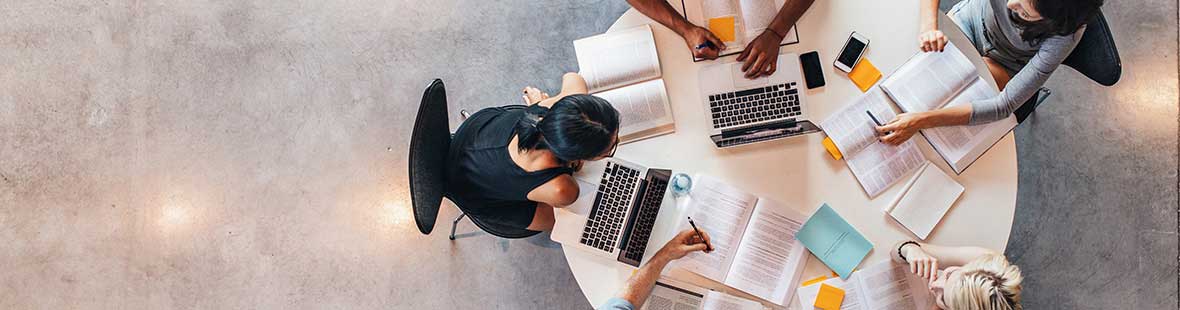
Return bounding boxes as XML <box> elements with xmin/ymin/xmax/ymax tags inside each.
<box><xmin>552</xmin><ymin>185</ymin><xmax>580</xmax><ymax>207</ymax></box>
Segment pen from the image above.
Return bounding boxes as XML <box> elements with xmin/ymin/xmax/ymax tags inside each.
<box><xmin>694</xmin><ymin>41</ymin><xmax>717</xmax><ymax>50</ymax></box>
<box><xmin>687</xmin><ymin>217</ymin><xmax>713</xmax><ymax>252</ymax></box>
<box><xmin>865</xmin><ymin>110</ymin><xmax>889</xmax><ymax>135</ymax></box>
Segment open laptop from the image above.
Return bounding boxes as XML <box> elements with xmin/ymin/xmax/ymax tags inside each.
<box><xmin>552</xmin><ymin>158</ymin><xmax>673</xmax><ymax>267</ymax></box>
<box><xmin>698</xmin><ymin>53</ymin><xmax>821</xmax><ymax>148</ymax></box>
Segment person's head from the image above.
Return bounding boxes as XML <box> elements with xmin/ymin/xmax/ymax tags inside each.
<box><xmin>928</xmin><ymin>254</ymin><xmax>1023</xmax><ymax>310</ymax></box>
<box><xmin>515</xmin><ymin>94</ymin><xmax>620</xmax><ymax>163</ymax></box>
<box><xmin>1006</xmin><ymin>0</ymin><xmax>1104</xmax><ymax>44</ymax></box>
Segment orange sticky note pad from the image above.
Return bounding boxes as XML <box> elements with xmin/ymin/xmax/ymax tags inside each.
<box><xmin>814</xmin><ymin>284</ymin><xmax>846</xmax><ymax>310</ymax></box>
<box><xmin>708</xmin><ymin>16</ymin><xmax>737</xmax><ymax>42</ymax></box>
<box><xmin>822</xmin><ymin>137</ymin><xmax>843</xmax><ymax>161</ymax></box>
<box><xmin>849</xmin><ymin>58</ymin><xmax>882</xmax><ymax>92</ymax></box>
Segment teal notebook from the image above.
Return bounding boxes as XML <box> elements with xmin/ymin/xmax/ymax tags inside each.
<box><xmin>797</xmin><ymin>204</ymin><xmax>873</xmax><ymax>279</ymax></box>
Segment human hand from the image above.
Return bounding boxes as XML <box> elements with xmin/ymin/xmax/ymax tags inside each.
<box><xmin>902</xmin><ymin>243</ymin><xmax>939</xmax><ymax>283</ymax></box>
<box><xmin>682</xmin><ymin>26</ymin><xmax>726</xmax><ymax>60</ymax></box>
<box><xmin>522</xmin><ymin>86</ymin><xmax>549</xmax><ymax>105</ymax></box>
<box><xmin>737</xmin><ymin>31</ymin><xmax>782</xmax><ymax>79</ymax></box>
<box><xmin>876</xmin><ymin>113</ymin><xmax>925</xmax><ymax>145</ymax></box>
<box><xmin>655</xmin><ymin>229</ymin><xmax>712</xmax><ymax>261</ymax></box>
<box><xmin>919</xmin><ymin>29</ymin><xmax>948</xmax><ymax>52</ymax></box>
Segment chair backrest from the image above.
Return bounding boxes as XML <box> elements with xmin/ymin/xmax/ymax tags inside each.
<box><xmin>1062</xmin><ymin>10</ymin><xmax>1121</xmax><ymax>86</ymax></box>
<box><xmin>409</xmin><ymin>79</ymin><xmax>450</xmax><ymax>234</ymax></box>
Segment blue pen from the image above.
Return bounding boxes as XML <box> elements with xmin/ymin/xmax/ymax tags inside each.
<box><xmin>694</xmin><ymin>41</ymin><xmax>717</xmax><ymax>50</ymax></box>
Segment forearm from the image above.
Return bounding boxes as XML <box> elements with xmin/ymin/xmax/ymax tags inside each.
<box><xmin>766</xmin><ymin>0</ymin><xmax>815</xmax><ymax>38</ymax></box>
<box><xmin>915</xmin><ymin>104</ymin><xmax>973</xmax><ymax>128</ymax></box>
<box><xmin>914</xmin><ymin>242</ymin><xmax>997</xmax><ymax>266</ymax></box>
<box><xmin>626</xmin><ymin>0</ymin><xmax>695</xmax><ymax>35</ymax></box>
<box><xmin>616</xmin><ymin>255</ymin><xmax>671</xmax><ymax>307</ymax></box>
<box><xmin>539</xmin><ymin>72</ymin><xmax>589</xmax><ymax>108</ymax></box>
<box><xmin>920</xmin><ymin>0</ymin><xmax>940</xmax><ymax>31</ymax></box>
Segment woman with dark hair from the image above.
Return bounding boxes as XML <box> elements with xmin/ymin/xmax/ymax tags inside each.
<box><xmin>446</xmin><ymin>73</ymin><xmax>620</xmax><ymax>232</ymax></box>
<box><xmin>876</xmin><ymin>0</ymin><xmax>1104</xmax><ymax>145</ymax></box>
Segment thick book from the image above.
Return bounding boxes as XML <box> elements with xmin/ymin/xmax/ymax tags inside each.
<box><xmin>879</xmin><ymin>41</ymin><xmax>1017</xmax><ymax>174</ymax></box>
<box><xmin>573</xmin><ymin>24</ymin><xmax>675</xmax><ymax>144</ymax></box>
<box><xmin>796</xmin><ymin>260</ymin><xmax>934</xmax><ymax>310</ymax></box>
<box><xmin>819</xmin><ymin>88</ymin><xmax>926</xmax><ymax>198</ymax></box>
<box><xmin>882</xmin><ymin>162</ymin><xmax>964</xmax><ymax>240</ymax></box>
<box><xmin>671</xmin><ymin>174</ymin><xmax>809</xmax><ymax>306</ymax></box>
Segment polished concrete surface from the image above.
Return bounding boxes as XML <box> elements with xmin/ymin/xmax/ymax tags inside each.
<box><xmin>0</xmin><ymin>1</ymin><xmax>1175</xmax><ymax>309</ymax></box>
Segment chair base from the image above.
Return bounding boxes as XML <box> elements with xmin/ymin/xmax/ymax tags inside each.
<box><xmin>449</xmin><ymin>213</ymin><xmax>466</xmax><ymax>240</ymax></box>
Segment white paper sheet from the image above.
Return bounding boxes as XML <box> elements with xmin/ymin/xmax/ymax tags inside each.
<box><xmin>724</xmin><ymin>199</ymin><xmax>808</xmax><ymax>305</ymax></box>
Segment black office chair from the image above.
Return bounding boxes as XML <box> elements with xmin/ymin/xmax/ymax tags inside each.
<box><xmin>408</xmin><ymin>79</ymin><xmax>543</xmax><ymax>240</ymax></box>
<box><xmin>1016</xmin><ymin>11</ymin><xmax>1120</xmax><ymax>123</ymax></box>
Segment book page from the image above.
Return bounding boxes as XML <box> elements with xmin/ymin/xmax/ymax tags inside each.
<box><xmin>702</xmin><ymin>291</ymin><xmax>766</xmax><ymax>310</ymax></box>
<box><xmin>820</xmin><ymin>88</ymin><xmax>899</xmax><ymax>157</ymax></box>
<box><xmin>738</xmin><ymin>0</ymin><xmax>783</xmax><ymax>41</ymax></box>
<box><xmin>846</xmin><ymin>139</ymin><xmax>925</xmax><ymax>198</ymax></box>
<box><xmin>856</xmin><ymin>261</ymin><xmax>933</xmax><ymax>310</ymax></box>
<box><xmin>675</xmin><ymin>174</ymin><xmax>758</xmax><ymax>282</ymax></box>
<box><xmin>880</xmin><ymin>41</ymin><xmax>977</xmax><ymax>113</ymax></box>
<box><xmin>644</xmin><ymin>282</ymin><xmax>705</xmax><ymax>310</ymax></box>
<box><xmin>594</xmin><ymin>79</ymin><xmax>674</xmax><ymax>143</ymax></box>
<box><xmin>796</xmin><ymin>261</ymin><xmax>931</xmax><ymax>310</ymax></box>
<box><xmin>574</xmin><ymin>25</ymin><xmax>661</xmax><ymax>93</ymax></box>
<box><xmin>724</xmin><ymin>199</ymin><xmax>808</xmax><ymax>305</ymax></box>
<box><xmin>919</xmin><ymin>78</ymin><xmax>1016</xmax><ymax>173</ymax></box>
<box><xmin>888</xmin><ymin>162</ymin><xmax>964</xmax><ymax>240</ymax></box>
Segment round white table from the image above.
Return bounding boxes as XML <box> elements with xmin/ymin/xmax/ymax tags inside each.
<box><xmin>560</xmin><ymin>1</ymin><xmax>1018</xmax><ymax>309</ymax></box>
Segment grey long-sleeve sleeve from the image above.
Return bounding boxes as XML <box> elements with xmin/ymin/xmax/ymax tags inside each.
<box><xmin>968</xmin><ymin>28</ymin><xmax>1084</xmax><ymax>124</ymax></box>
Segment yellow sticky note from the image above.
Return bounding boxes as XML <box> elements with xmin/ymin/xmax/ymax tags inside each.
<box><xmin>849</xmin><ymin>58</ymin><xmax>882</xmax><ymax>92</ymax></box>
<box><xmin>822</xmin><ymin>137</ymin><xmax>843</xmax><ymax>161</ymax></box>
<box><xmin>814</xmin><ymin>284</ymin><xmax>846</xmax><ymax>310</ymax></box>
<box><xmin>801</xmin><ymin>275</ymin><xmax>829</xmax><ymax>287</ymax></box>
<box><xmin>708</xmin><ymin>16</ymin><xmax>737</xmax><ymax>42</ymax></box>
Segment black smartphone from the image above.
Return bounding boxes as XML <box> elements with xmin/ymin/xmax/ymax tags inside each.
<box><xmin>800</xmin><ymin>51</ymin><xmax>825</xmax><ymax>89</ymax></box>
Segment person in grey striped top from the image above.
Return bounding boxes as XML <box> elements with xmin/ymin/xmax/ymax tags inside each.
<box><xmin>877</xmin><ymin>0</ymin><xmax>1104</xmax><ymax>145</ymax></box>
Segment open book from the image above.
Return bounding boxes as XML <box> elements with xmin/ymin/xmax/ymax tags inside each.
<box><xmin>819</xmin><ymin>88</ymin><xmax>926</xmax><ymax>198</ymax></box>
<box><xmin>879</xmin><ymin>41</ymin><xmax>1017</xmax><ymax>174</ymax></box>
<box><xmin>644</xmin><ymin>279</ymin><xmax>769</xmax><ymax>310</ymax></box>
<box><xmin>681</xmin><ymin>0</ymin><xmax>800</xmax><ymax>60</ymax></box>
<box><xmin>796</xmin><ymin>260</ymin><xmax>933</xmax><ymax>310</ymax></box>
<box><xmin>574</xmin><ymin>24</ymin><xmax>675</xmax><ymax>144</ymax></box>
<box><xmin>672</xmin><ymin>174</ymin><xmax>809</xmax><ymax>306</ymax></box>
<box><xmin>883</xmin><ymin>162</ymin><xmax>964</xmax><ymax>240</ymax></box>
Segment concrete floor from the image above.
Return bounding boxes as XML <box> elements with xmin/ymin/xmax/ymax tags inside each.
<box><xmin>0</xmin><ymin>1</ymin><xmax>1175</xmax><ymax>309</ymax></box>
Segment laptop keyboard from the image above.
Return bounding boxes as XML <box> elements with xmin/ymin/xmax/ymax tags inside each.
<box><xmin>618</xmin><ymin>174</ymin><xmax>668</xmax><ymax>264</ymax></box>
<box><xmin>708</xmin><ymin>82</ymin><xmax>800</xmax><ymax>129</ymax></box>
<box><xmin>580</xmin><ymin>161</ymin><xmax>640</xmax><ymax>252</ymax></box>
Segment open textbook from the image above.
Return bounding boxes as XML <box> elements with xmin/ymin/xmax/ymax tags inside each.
<box><xmin>671</xmin><ymin>174</ymin><xmax>809</xmax><ymax>306</ymax></box>
<box><xmin>820</xmin><ymin>88</ymin><xmax>926</xmax><ymax>198</ymax></box>
<box><xmin>796</xmin><ymin>260</ymin><xmax>934</xmax><ymax>310</ymax></box>
<box><xmin>644</xmin><ymin>279</ymin><xmax>769</xmax><ymax>310</ymax></box>
<box><xmin>879</xmin><ymin>41</ymin><xmax>1018</xmax><ymax>174</ymax></box>
<box><xmin>681</xmin><ymin>0</ymin><xmax>800</xmax><ymax>60</ymax></box>
<box><xmin>574</xmin><ymin>24</ymin><xmax>675</xmax><ymax>144</ymax></box>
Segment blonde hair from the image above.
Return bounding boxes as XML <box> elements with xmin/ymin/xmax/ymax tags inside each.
<box><xmin>944</xmin><ymin>254</ymin><xmax>1024</xmax><ymax>310</ymax></box>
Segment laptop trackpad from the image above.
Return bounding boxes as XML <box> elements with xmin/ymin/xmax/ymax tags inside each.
<box><xmin>567</xmin><ymin>179</ymin><xmax>599</xmax><ymax>215</ymax></box>
<box><xmin>731</xmin><ymin>62</ymin><xmax>770</xmax><ymax>89</ymax></box>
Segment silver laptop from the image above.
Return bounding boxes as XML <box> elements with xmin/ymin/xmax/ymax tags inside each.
<box><xmin>698</xmin><ymin>53</ymin><xmax>821</xmax><ymax>148</ymax></box>
<box><xmin>552</xmin><ymin>158</ymin><xmax>673</xmax><ymax>267</ymax></box>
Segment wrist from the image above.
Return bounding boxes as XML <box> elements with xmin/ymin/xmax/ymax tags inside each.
<box><xmin>921</xmin><ymin>20</ymin><xmax>938</xmax><ymax>33</ymax></box>
<box><xmin>647</xmin><ymin>254</ymin><xmax>672</xmax><ymax>269</ymax></box>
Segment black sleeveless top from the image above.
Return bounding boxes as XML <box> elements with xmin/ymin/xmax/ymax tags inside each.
<box><xmin>446</xmin><ymin>105</ymin><xmax>574</xmax><ymax>220</ymax></box>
